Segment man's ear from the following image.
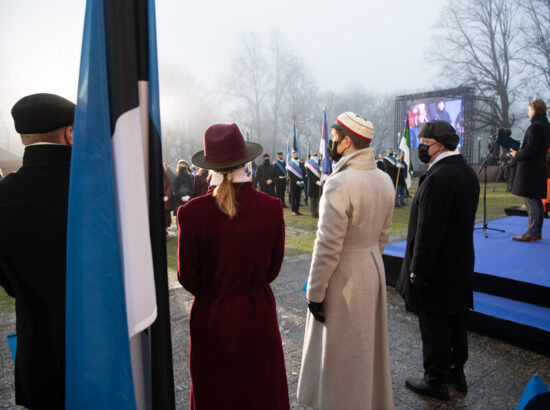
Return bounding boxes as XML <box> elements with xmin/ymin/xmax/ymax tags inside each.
<box><xmin>64</xmin><ymin>125</ymin><xmax>74</xmax><ymax>146</ymax></box>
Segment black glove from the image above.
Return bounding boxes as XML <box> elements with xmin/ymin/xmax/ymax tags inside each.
<box><xmin>308</xmin><ymin>300</ymin><xmax>325</xmax><ymax>323</ymax></box>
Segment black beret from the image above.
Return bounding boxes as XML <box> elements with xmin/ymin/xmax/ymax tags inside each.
<box><xmin>418</xmin><ymin>120</ymin><xmax>459</xmax><ymax>151</ymax></box>
<box><xmin>11</xmin><ymin>93</ymin><xmax>75</xmax><ymax>134</ymax></box>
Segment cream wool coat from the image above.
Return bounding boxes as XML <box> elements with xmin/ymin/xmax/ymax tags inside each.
<box><xmin>297</xmin><ymin>148</ymin><xmax>395</xmax><ymax>410</ymax></box>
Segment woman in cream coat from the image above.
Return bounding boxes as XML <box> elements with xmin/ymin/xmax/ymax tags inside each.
<box><xmin>298</xmin><ymin>112</ymin><xmax>395</xmax><ymax>409</ymax></box>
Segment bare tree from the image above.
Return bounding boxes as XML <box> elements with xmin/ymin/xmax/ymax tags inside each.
<box><xmin>159</xmin><ymin>68</ymin><xmax>221</xmax><ymax>168</ymax></box>
<box><xmin>432</xmin><ymin>0</ymin><xmax>522</xmax><ymax>131</ymax></box>
<box><xmin>517</xmin><ymin>0</ymin><xmax>550</xmax><ymax>95</ymax></box>
<box><xmin>220</xmin><ymin>32</ymin><xmax>269</xmax><ymax>149</ymax></box>
<box><xmin>323</xmin><ymin>87</ymin><xmax>395</xmax><ymax>155</ymax></box>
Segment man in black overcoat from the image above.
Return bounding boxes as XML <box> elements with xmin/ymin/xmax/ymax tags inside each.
<box><xmin>305</xmin><ymin>150</ymin><xmax>321</xmax><ymax>218</ymax></box>
<box><xmin>256</xmin><ymin>153</ymin><xmax>276</xmax><ymax>196</ymax></box>
<box><xmin>509</xmin><ymin>99</ymin><xmax>550</xmax><ymax>241</ymax></box>
<box><xmin>273</xmin><ymin>151</ymin><xmax>287</xmax><ymax>207</ymax></box>
<box><xmin>396</xmin><ymin>120</ymin><xmax>480</xmax><ymax>401</ymax></box>
<box><xmin>0</xmin><ymin>93</ymin><xmax>75</xmax><ymax>409</ymax></box>
<box><xmin>287</xmin><ymin>150</ymin><xmax>305</xmax><ymax>215</ymax></box>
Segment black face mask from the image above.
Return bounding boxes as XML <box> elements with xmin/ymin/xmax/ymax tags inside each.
<box><xmin>263</xmin><ymin>159</ymin><xmax>270</xmax><ymax>165</ymax></box>
<box><xmin>417</xmin><ymin>143</ymin><xmax>432</xmax><ymax>164</ymax></box>
<box><xmin>327</xmin><ymin>138</ymin><xmax>342</xmax><ymax>162</ymax></box>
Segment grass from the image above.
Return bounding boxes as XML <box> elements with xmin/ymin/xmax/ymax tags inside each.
<box><xmin>0</xmin><ymin>183</ymin><xmax>525</xmax><ymax>313</ymax></box>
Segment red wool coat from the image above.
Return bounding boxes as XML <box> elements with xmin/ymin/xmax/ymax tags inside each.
<box><xmin>177</xmin><ymin>182</ymin><xmax>289</xmax><ymax>410</ymax></box>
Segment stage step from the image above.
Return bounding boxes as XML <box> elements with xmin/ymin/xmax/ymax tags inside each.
<box><xmin>469</xmin><ymin>292</ymin><xmax>550</xmax><ymax>355</ymax></box>
<box><xmin>473</xmin><ymin>292</ymin><xmax>550</xmax><ymax>332</ymax></box>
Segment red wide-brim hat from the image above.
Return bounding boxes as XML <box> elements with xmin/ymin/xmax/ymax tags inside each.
<box><xmin>191</xmin><ymin>123</ymin><xmax>263</xmax><ymax>170</ymax></box>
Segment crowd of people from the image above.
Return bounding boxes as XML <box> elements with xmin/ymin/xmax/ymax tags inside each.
<box><xmin>1</xmin><ymin>92</ymin><xmax>549</xmax><ymax>409</ymax></box>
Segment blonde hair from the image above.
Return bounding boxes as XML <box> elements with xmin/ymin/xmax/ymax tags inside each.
<box><xmin>212</xmin><ymin>165</ymin><xmax>245</xmax><ymax>219</ymax></box>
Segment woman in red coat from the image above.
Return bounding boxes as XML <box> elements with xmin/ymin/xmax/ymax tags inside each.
<box><xmin>177</xmin><ymin>123</ymin><xmax>289</xmax><ymax>410</ymax></box>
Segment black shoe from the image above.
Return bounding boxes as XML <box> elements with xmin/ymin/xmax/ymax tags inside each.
<box><xmin>449</xmin><ymin>368</ymin><xmax>468</xmax><ymax>393</ymax></box>
<box><xmin>405</xmin><ymin>377</ymin><xmax>449</xmax><ymax>401</ymax></box>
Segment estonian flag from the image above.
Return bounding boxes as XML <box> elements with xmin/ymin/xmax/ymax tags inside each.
<box><xmin>516</xmin><ymin>374</ymin><xmax>550</xmax><ymax>410</ymax></box>
<box><xmin>66</xmin><ymin>0</ymin><xmax>175</xmax><ymax>408</ymax></box>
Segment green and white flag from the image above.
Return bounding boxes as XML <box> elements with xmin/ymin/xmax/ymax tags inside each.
<box><xmin>399</xmin><ymin>121</ymin><xmax>413</xmax><ymax>188</ymax></box>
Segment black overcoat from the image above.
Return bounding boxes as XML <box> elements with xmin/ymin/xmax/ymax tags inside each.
<box><xmin>273</xmin><ymin>159</ymin><xmax>287</xmax><ymax>191</ymax></box>
<box><xmin>0</xmin><ymin>145</ymin><xmax>71</xmax><ymax>409</ymax></box>
<box><xmin>396</xmin><ymin>154</ymin><xmax>479</xmax><ymax>314</ymax></box>
<box><xmin>511</xmin><ymin>114</ymin><xmax>550</xmax><ymax>199</ymax></box>
<box><xmin>305</xmin><ymin>161</ymin><xmax>320</xmax><ymax>198</ymax></box>
<box><xmin>256</xmin><ymin>162</ymin><xmax>277</xmax><ymax>196</ymax></box>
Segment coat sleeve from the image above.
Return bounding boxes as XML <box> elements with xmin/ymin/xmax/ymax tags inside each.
<box><xmin>410</xmin><ymin>174</ymin><xmax>454</xmax><ymax>283</ymax></box>
<box><xmin>177</xmin><ymin>207</ymin><xmax>200</xmax><ymax>296</ymax></box>
<box><xmin>515</xmin><ymin>126</ymin><xmax>542</xmax><ymax>162</ymax></box>
<box><xmin>306</xmin><ymin>177</ymin><xmax>350</xmax><ymax>303</ymax></box>
<box><xmin>266</xmin><ymin>202</ymin><xmax>285</xmax><ymax>283</ymax></box>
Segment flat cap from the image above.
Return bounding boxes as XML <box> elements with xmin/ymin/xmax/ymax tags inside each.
<box><xmin>418</xmin><ymin>120</ymin><xmax>459</xmax><ymax>150</ymax></box>
<box><xmin>11</xmin><ymin>93</ymin><xmax>75</xmax><ymax>134</ymax></box>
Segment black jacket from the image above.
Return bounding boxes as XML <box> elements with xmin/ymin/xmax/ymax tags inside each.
<box><xmin>256</xmin><ymin>161</ymin><xmax>277</xmax><ymax>196</ymax></box>
<box><xmin>305</xmin><ymin>159</ymin><xmax>321</xmax><ymax>198</ymax></box>
<box><xmin>288</xmin><ymin>161</ymin><xmax>305</xmax><ymax>192</ymax></box>
<box><xmin>172</xmin><ymin>171</ymin><xmax>194</xmax><ymax>210</ymax></box>
<box><xmin>511</xmin><ymin>114</ymin><xmax>550</xmax><ymax>199</ymax></box>
<box><xmin>396</xmin><ymin>154</ymin><xmax>480</xmax><ymax>313</ymax></box>
<box><xmin>273</xmin><ymin>159</ymin><xmax>287</xmax><ymax>188</ymax></box>
<box><xmin>0</xmin><ymin>145</ymin><xmax>71</xmax><ymax>409</ymax></box>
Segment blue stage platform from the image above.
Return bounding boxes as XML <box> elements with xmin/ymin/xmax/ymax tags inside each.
<box><xmin>383</xmin><ymin>216</ymin><xmax>550</xmax><ymax>355</ymax></box>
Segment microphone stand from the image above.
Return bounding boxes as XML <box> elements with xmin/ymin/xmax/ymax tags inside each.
<box><xmin>475</xmin><ymin>137</ymin><xmax>505</xmax><ymax>238</ymax></box>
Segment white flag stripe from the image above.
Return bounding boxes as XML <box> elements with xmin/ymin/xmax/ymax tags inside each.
<box><xmin>112</xmin><ymin>107</ymin><xmax>158</xmax><ymax>338</ymax></box>
<box><xmin>399</xmin><ymin>136</ymin><xmax>412</xmax><ymax>189</ymax></box>
<box><xmin>138</xmin><ymin>81</ymin><xmax>150</xmax><ymax>195</ymax></box>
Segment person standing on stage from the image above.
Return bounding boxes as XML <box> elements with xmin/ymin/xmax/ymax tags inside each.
<box><xmin>287</xmin><ymin>150</ymin><xmax>305</xmax><ymax>215</ymax></box>
<box><xmin>256</xmin><ymin>153</ymin><xmax>277</xmax><ymax>196</ymax></box>
<box><xmin>177</xmin><ymin>123</ymin><xmax>289</xmax><ymax>409</ymax></box>
<box><xmin>273</xmin><ymin>151</ymin><xmax>287</xmax><ymax>207</ymax></box>
<box><xmin>396</xmin><ymin>120</ymin><xmax>479</xmax><ymax>401</ymax></box>
<box><xmin>305</xmin><ymin>150</ymin><xmax>322</xmax><ymax>218</ymax></box>
<box><xmin>509</xmin><ymin>99</ymin><xmax>550</xmax><ymax>242</ymax></box>
<box><xmin>298</xmin><ymin>112</ymin><xmax>395</xmax><ymax>409</ymax></box>
<box><xmin>0</xmin><ymin>93</ymin><xmax>75</xmax><ymax>409</ymax></box>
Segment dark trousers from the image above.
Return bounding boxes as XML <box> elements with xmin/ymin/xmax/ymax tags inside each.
<box><xmin>418</xmin><ymin>310</ymin><xmax>468</xmax><ymax>384</ymax></box>
<box><xmin>309</xmin><ymin>196</ymin><xmax>319</xmax><ymax>217</ymax></box>
<box><xmin>525</xmin><ymin>197</ymin><xmax>544</xmax><ymax>236</ymax></box>
<box><xmin>275</xmin><ymin>182</ymin><xmax>286</xmax><ymax>206</ymax></box>
<box><xmin>290</xmin><ymin>187</ymin><xmax>301</xmax><ymax>213</ymax></box>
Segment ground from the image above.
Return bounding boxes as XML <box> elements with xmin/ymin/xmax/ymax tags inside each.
<box><xmin>1</xmin><ymin>183</ymin><xmax>548</xmax><ymax>409</ymax></box>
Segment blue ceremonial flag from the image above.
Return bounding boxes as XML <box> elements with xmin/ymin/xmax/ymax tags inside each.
<box><xmin>516</xmin><ymin>374</ymin><xmax>550</xmax><ymax>410</ymax></box>
<box><xmin>286</xmin><ymin>137</ymin><xmax>290</xmax><ymax>165</ymax></box>
<box><xmin>66</xmin><ymin>0</ymin><xmax>175</xmax><ymax>408</ymax></box>
<box><xmin>292</xmin><ymin>118</ymin><xmax>298</xmax><ymax>152</ymax></box>
<box><xmin>320</xmin><ymin>103</ymin><xmax>332</xmax><ymax>175</ymax></box>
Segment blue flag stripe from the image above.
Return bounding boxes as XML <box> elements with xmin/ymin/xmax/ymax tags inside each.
<box><xmin>66</xmin><ymin>0</ymin><xmax>136</xmax><ymax>407</ymax></box>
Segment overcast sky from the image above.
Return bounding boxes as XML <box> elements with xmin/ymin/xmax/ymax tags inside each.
<box><xmin>0</xmin><ymin>0</ymin><xmax>444</xmax><ymax>153</ymax></box>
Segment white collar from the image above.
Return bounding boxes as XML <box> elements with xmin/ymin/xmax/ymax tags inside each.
<box><xmin>26</xmin><ymin>142</ymin><xmax>64</xmax><ymax>146</ymax></box>
<box><xmin>429</xmin><ymin>150</ymin><xmax>460</xmax><ymax>169</ymax></box>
